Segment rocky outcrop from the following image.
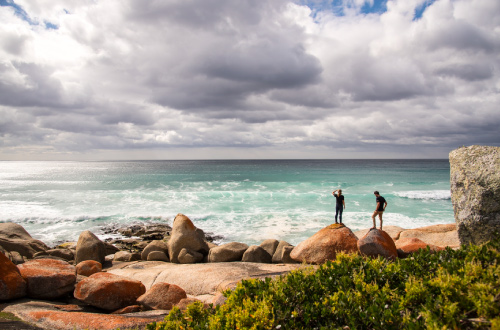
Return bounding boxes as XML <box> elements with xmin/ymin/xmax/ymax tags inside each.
<box><xmin>168</xmin><ymin>214</ymin><xmax>209</xmax><ymax>263</ymax></box>
<box><xmin>75</xmin><ymin>231</ymin><xmax>106</xmax><ymax>265</ymax></box>
<box><xmin>290</xmin><ymin>223</ymin><xmax>358</xmax><ymax>264</ymax></box>
<box><xmin>398</xmin><ymin>224</ymin><xmax>459</xmax><ymax>248</ymax></box>
<box><xmin>137</xmin><ymin>282</ymin><xmax>187</xmax><ymax>310</ymax></box>
<box><xmin>242</xmin><ymin>245</ymin><xmax>272</xmax><ymax>263</ymax></box>
<box><xmin>272</xmin><ymin>240</ymin><xmax>293</xmax><ymax>263</ymax></box>
<box><xmin>0</xmin><ymin>251</ymin><xmax>27</xmax><ymax>300</ymax></box>
<box><xmin>75</xmin><ymin>260</ymin><xmax>102</xmax><ymax>277</ymax></box>
<box><xmin>74</xmin><ymin>272</ymin><xmax>146</xmax><ymax>311</ymax></box>
<box><xmin>0</xmin><ymin>222</ymin><xmax>49</xmax><ymax>259</ymax></box>
<box><xmin>18</xmin><ymin>259</ymin><xmax>76</xmax><ymax>299</ymax></box>
<box><xmin>450</xmin><ymin>145</ymin><xmax>500</xmax><ymax>245</ymax></box>
<box><xmin>357</xmin><ymin>228</ymin><xmax>398</xmax><ymax>260</ymax></box>
<box><xmin>395</xmin><ymin>237</ymin><xmax>444</xmax><ymax>258</ymax></box>
<box><xmin>208</xmin><ymin>242</ymin><xmax>249</xmax><ymax>262</ymax></box>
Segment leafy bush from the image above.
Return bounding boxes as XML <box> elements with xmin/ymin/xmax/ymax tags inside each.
<box><xmin>147</xmin><ymin>239</ymin><xmax>500</xmax><ymax>330</ymax></box>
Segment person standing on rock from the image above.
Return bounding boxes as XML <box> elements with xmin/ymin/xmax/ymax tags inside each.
<box><xmin>372</xmin><ymin>191</ymin><xmax>387</xmax><ymax>230</ymax></box>
<box><xmin>332</xmin><ymin>189</ymin><xmax>345</xmax><ymax>224</ymax></box>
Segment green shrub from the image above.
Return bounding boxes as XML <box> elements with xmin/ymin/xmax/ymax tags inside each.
<box><xmin>148</xmin><ymin>239</ymin><xmax>500</xmax><ymax>330</ymax></box>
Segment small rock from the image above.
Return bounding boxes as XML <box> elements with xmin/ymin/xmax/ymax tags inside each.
<box><xmin>112</xmin><ymin>305</ymin><xmax>143</xmax><ymax>314</ymax></box>
<box><xmin>272</xmin><ymin>240</ymin><xmax>293</xmax><ymax>263</ymax></box>
<box><xmin>208</xmin><ymin>242</ymin><xmax>249</xmax><ymax>262</ymax></box>
<box><xmin>18</xmin><ymin>259</ymin><xmax>76</xmax><ymax>299</ymax></box>
<box><xmin>141</xmin><ymin>240</ymin><xmax>169</xmax><ymax>261</ymax></box>
<box><xmin>74</xmin><ymin>272</ymin><xmax>146</xmax><ymax>311</ymax></box>
<box><xmin>395</xmin><ymin>237</ymin><xmax>444</xmax><ymax>258</ymax></box>
<box><xmin>178</xmin><ymin>248</ymin><xmax>204</xmax><ymax>264</ymax></box>
<box><xmin>147</xmin><ymin>251</ymin><xmax>169</xmax><ymax>262</ymax></box>
<box><xmin>212</xmin><ymin>292</ymin><xmax>227</xmax><ymax>306</ymax></box>
<box><xmin>114</xmin><ymin>251</ymin><xmax>141</xmax><ymax>262</ymax></box>
<box><xmin>281</xmin><ymin>246</ymin><xmax>298</xmax><ymax>264</ymax></box>
<box><xmin>137</xmin><ymin>282</ymin><xmax>187</xmax><ymax>310</ymax></box>
<box><xmin>76</xmin><ymin>260</ymin><xmax>103</xmax><ymax>277</ymax></box>
<box><xmin>242</xmin><ymin>245</ymin><xmax>272</xmax><ymax>263</ymax></box>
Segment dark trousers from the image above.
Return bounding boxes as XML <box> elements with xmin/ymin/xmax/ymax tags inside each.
<box><xmin>335</xmin><ymin>205</ymin><xmax>343</xmax><ymax>223</ymax></box>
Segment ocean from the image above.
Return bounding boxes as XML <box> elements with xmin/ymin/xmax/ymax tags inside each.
<box><xmin>0</xmin><ymin>159</ymin><xmax>454</xmax><ymax>247</ymax></box>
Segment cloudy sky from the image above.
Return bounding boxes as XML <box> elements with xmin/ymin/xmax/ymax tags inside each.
<box><xmin>0</xmin><ymin>0</ymin><xmax>499</xmax><ymax>160</ymax></box>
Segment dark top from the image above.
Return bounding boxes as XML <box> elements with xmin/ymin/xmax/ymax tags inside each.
<box><xmin>376</xmin><ymin>196</ymin><xmax>386</xmax><ymax>211</ymax></box>
<box><xmin>334</xmin><ymin>194</ymin><xmax>344</xmax><ymax>206</ymax></box>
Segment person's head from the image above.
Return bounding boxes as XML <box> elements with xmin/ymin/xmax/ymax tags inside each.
<box><xmin>374</xmin><ymin>191</ymin><xmax>380</xmax><ymax>196</ymax></box>
<box><xmin>338</xmin><ymin>189</ymin><xmax>342</xmax><ymax>195</ymax></box>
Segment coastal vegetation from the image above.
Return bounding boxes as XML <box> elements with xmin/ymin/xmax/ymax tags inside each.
<box><xmin>147</xmin><ymin>239</ymin><xmax>500</xmax><ymax>330</ymax></box>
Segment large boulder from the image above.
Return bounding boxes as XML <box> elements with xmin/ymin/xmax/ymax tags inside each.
<box><xmin>75</xmin><ymin>231</ymin><xmax>106</xmax><ymax>265</ymax></box>
<box><xmin>141</xmin><ymin>240</ymin><xmax>169</xmax><ymax>261</ymax></box>
<box><xmin>0</xmin><ymin>222</ymin><xmax>49</xmax><ymax>258</ymax></box>
<box><xmin>17</xmin><ymin>259</ymin><xmax>76</xmax><ymax>299</ymax></box>
<box><xmin>168</xmin><ymin>214</ymin><xmax>209</xmax><ymax>263</ymax></box>
<box><xmin>357</xmin><ymin>228</ymin><xmax>398</xmax><ymax>260</ymax></box>
<box><xmin>398</xmin><ymin>224</ymin><xmax>459</xmax><ymax>248</ymax></box>
<box><xmin>137</xmin><ymin>282</ymin><xmax>187</xmax><ymax>310</ymax></box>
<box><xmin>259</xmin><ymin>239</ymin><xmax>279</xmax><ymax>257</ymax></box>
<box><xmin>395</xmin><ymin>237</ymin><xmax>444</xmax><ymax>258</ymax></box>
<box><xmin>208</xmin><ymin>242</ymin><xmax>249</xmax><ymax>262</ymax></box>
<box><xmin>450</xmin><ymin>145</ymin><xmax>500</xmax><ymax>245</ymax></box>
<box><xmin>290</xmin><ymin>223</ymin><xmax>359</xmax><ymax>264</ymax></box>
<box><xmin>272</xmin><ymin>240</ymin><xmax>293</xmax><ymax>263</ymax></box>
<box><xmin>355</xmin><ymin>225</ymin><xmax>405</xmax><ymax>241</ymax></box>
<box><xmin>242</xmin><ymin>245</ymin><xmax>272</xmax><ymax>263</ymax></box>
<box><xmin>74</xmin><ymin>272</ymin><xmax>146</xmax><ymax>311</ymax></box>
<box><xmin>0</xmin><ymin>251</ymin><xmax>27</xmax><ymax>300</ymax></box>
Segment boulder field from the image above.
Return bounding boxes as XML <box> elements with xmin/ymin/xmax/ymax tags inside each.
<box><xmin>1</xmin><ymin>214</ymin><xmax>462</xmax><ymax>330</ymax></box>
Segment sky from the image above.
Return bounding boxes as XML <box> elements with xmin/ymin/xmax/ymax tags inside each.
<box><xmin>0</xmin><ymin>0</ymin><xmax>499</xmax><ymax>160</ymax></box>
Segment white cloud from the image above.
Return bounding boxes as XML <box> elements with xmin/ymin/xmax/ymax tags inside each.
<box><xmin>0</xmin><ymin>0</ymin><xmax>499</xmax><ymax>160</ymax></box>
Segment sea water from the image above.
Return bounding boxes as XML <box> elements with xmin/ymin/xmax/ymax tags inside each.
<box><xmin>0</xmin><ymin>160</ymin><xmax>454</xmax><ymax>246</ymax></box>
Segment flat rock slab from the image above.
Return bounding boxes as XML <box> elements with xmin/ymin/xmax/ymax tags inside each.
<box><xmin>106</xmin><ymin>261</ymin><xmax>305</xmax><ymax>296</ymax></box>
<box><xmin>2</xmin><ymin>300</ymin><xmax>166</xmax><ymax>330</ymax></box>
<box><xmin>398</xmin><ymin>224</ymin><xmax>459</xmax><ymax>248</ymax></box>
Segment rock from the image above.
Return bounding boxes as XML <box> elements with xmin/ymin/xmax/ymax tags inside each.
<box><xmin>74</xmin><ymin>272</ymin><xmax>146</xmax><ymax>311</ymax></box>
<box><xmin>114</xmin><ymin>251</ymin><xmax>141</xmax><ymax>262</ymax></box>
<box><xmin>395</xmin><ymin>237</ymin><xmax>444</xmax><ymax>258</ymax></box>
<box><xmin>272</xmin><ymin>240</ymin><xmax>293</xmax><ymax>263</ymax></box>
<box><xmin>0</xmin><ymin>223</ymin><xmax>49</xmax><ymax>258</ymax></box>
<box><xmin>290</xmin><ymin>223</ymin><xmax>359</xmax><ymax>264</ymax></box>
<box><xmin>137</xmin><ymin>282</ymin><xmax>187</xmax><ymax>310</ymax></box>
<box><xmin>208</xmin><ymin>242</ymin><xmax>249</xmax><ymax>262</ymax></box>
<box><xmin>357</xmin><ymin>228</ymin><xmax>398</xmax><ymax>260</ymax></box>
<box><xmin>259</xmin><ymin>239</ymin><xmax>279</xmax><ymax>257</ymax></box>
<box><xmin>450</xmin><ymin>145</ymin><xmax>500</xmax><ymax>245</ymax></box>
<box><xmin>178</xmin><ymin>248</ymin><xmax>204</xmax><ymax>264</ymax></box>
<box><xmin>104</xmin><ymin>242</ymin><xmax>120</xmax><ymax>256</ymax></box>
<box><xmin>281</xmin><ymin>246</ymin><xmax>298</xmax><ymax>264</ymax></box>
<box><xmin>18</xmin><ymin>259</ymin><xmax>76</xmax><ymax>299</ymax></box>
<box><xmin>0</xmin><ymin>250</ymin><xmax>27</xmax><ymax>300</ymax></box>
<box><xmin>9</xmin><ymin>250</ymin><xmax>26</xmax><ymax>265</ymax></box>
<box><xmin>176</xmin><ymin>297</ymin><xmax>205</xmax><ymax>310</ymax></box>
<box><xmin>354</xmin><ymin>225</ymin><xmax>405</xmax><ymax>241</ymax></box>
<box><xmin>242</xmin><ymin>245</ymin><xmax>272</xmax><ymax>263</ymax></box>
<box><xmin>168</xmin><ymin>214</ymin><xmax>210</xmax><ymax>263</ymax></box>
<box><xmin>147</xmin><ymin>251</ymin><xmax>169</xmax><ymax>262</ymax></box>
<box><xmin>33</xmin><ymin>248</ymin><xmax>74</xmax><ymax>261</ymax></box>
<box><xmin>111</xmin><ymin>305</ymin><xmax>143</xmax><ymax>314</ymax></box>
<box><xmin>141</xmin><ymin>240</ymin><xmax>169</xmax><ymax>261</ymax></box>
<box><xmin>76</xmin><ymin>260</ymin><xmax>102</xmax><ymax>277</ymax></box>
<box><xmin>398</xmin><ymin>224</ymin><xmax>459</xmax><ymax>248</ymax></box>
<box><xmin>212</xmin><ymin>292</ymin><xmax>227</xmax><ymax>306</ymax></box>
<box><xmin>75</xmin><ymin>231</ymin><xmax>106</xmax><ymax>265</ymax></box>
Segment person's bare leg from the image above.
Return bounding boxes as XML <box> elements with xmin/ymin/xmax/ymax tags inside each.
<box><xmin>371</xmin><ymin>211</ymin><xmax>377</xmax><ymax>229</ymax></box>
<box><xmin>378</xmin><ymin>213</ymin><xmax>383</xmax><ymax>230</ymax></box>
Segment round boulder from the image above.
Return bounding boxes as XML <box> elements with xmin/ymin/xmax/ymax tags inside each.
<box><xmin>75</xmin><ymin>231</ymin><xmax>106</xmax><ymax>265</ymax></box>
<box><xmin>76</xmin><ymin>260</ymin><xmax>102</xmax><ymax>277</ymax></box>
<box><xmin>18</xmin><ymin>259</ymin><xmax>76</xmax><ymax>299</ymax></box>
<box><xmin>272</xmin><ymin>240</ymin><xmax>293</xmax><ymax>263</ymax></box>
<box><xmin>259</xmin><ymin>239</ymin><xmax>279</xmax><ymax>257</ymax></box>
<box><xmin>74</xmin><ymin>272</ymin><xmax>146</xmax><ymax>311</ymax></box>
<box><xmin>147</xmin><ymin>251</ymin><xmax>169</xmax><ymax>262</ymax></box>
<box><xmin>168</xmin><ymin>214</ymin><xmax>209</xmax><ymax>263</ymax></box>
<box><xmin>395</xmin><ymin>237</ymin><xmax>444</xmax><ymax>258</ymax></box>
<box><xmin>0</xmin><ymin>251</ymin><xmax>27</xmax><ymax>300</ymax></box>
<box><xmin>0</xmin><ymin>222</ymin><xmax>49</xmax><ymax>258</ymax></box>
<box><xmin>141</xmin><ymin>240</ymin><xmax>169</xmax><ymax>261</ymax></box>
<box><xmin>357</xmin><ymin>228</ymin><xmax>398</xmax><ymax>260</ymax></box>
<box><xmin>137</xmin><ymin>282</ymin><xmax>187</xmax><ymax>310</ymax></box>
<box><xmin>290</xmin><ymin>223</ymin><xmax>359</xmax><ymax>264</ymax></box>
<box><xmin>114</xmin><ymin>251</ymin><xmax>141</xmax><ymax>262</ymax></box>
<box><xmin>208</xmin><ymin>242</ymin><xmax>249</xmax><ymax>262</ymax></box>
<box><xmin>178</xmin><ymin>248</ymin><xmax>203</xmax><ymax>264</ymax></box>
<box><xmin>242</xmin><ymin>245</ymin><xmax>272</xmax><ymax>263</ymax></box>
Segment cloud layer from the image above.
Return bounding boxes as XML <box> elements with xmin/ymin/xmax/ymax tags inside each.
<box><xmin>0</xmin><ymin>0</ymin><xmax>499</xmax><ymax>159</ymax></box>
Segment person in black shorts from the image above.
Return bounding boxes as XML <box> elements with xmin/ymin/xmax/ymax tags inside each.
<box><xmin>372</xmin><ymin>191</ymin><xmax>387</xmax><ymax>230</ymax></box>
<box><xmin>332</xmin><ymin>189</ymin><xmax>345</xmax><ymax>224</ymax></box>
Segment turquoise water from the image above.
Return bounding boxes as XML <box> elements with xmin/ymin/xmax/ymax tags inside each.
<box><xmin>0</xmin><ymin>160</ymin><xmax>454</xmax><ymax>246</ymax></box>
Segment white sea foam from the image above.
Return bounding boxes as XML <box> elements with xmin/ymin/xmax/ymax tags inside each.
<box><xmin>395</xmin><ymin>190</ymin><xmax>451</xmax><ymax>200</ymax></box>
